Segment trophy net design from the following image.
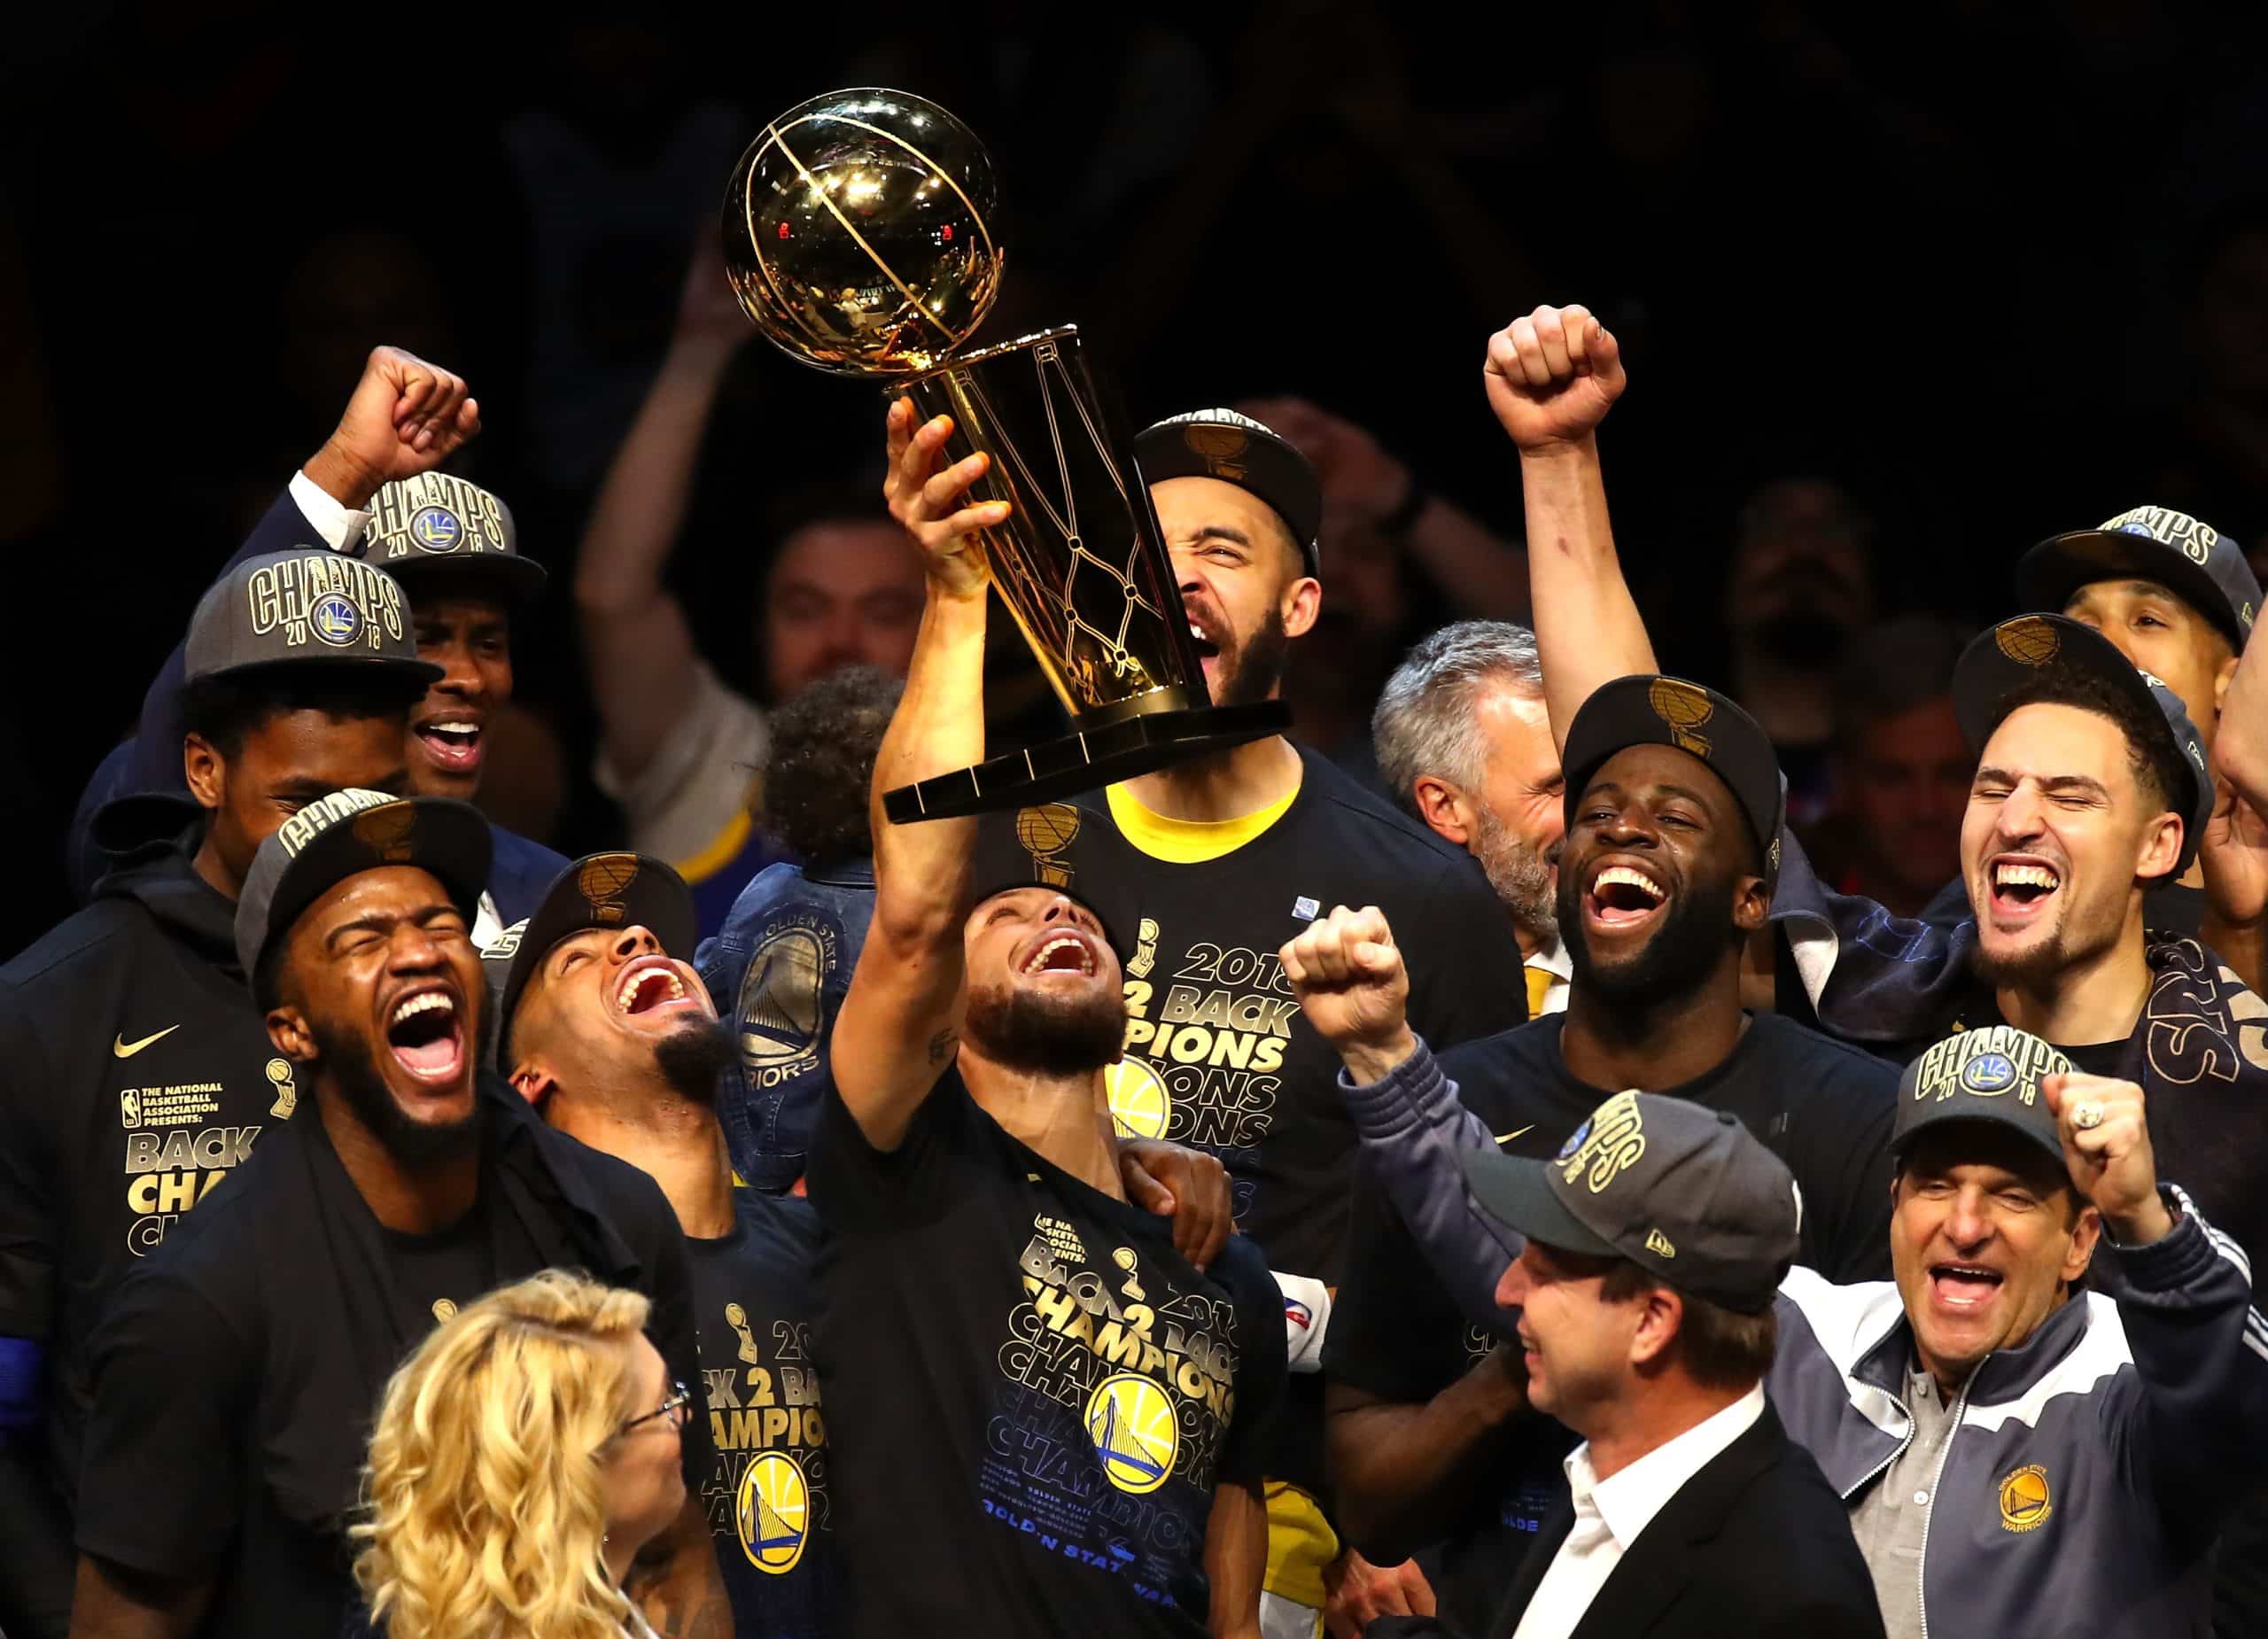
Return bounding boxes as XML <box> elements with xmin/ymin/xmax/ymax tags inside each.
<box><xmin>723</xmin><ymin>88</ymin><xmax>1286</xmax><ymax>821</ymax></box>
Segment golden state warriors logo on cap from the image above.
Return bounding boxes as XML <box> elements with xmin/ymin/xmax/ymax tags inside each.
<box><xmin>309</xmin><ymin>592</ymin><xmax>361</xmax><ymax>647</ymax></box>
<box><xmin>1995</xmin><ymin>616</ymin><xmax>2061</xmax><ymax>667</ymax></box>
<box><xmin>352</xmin><ymin>803</ymin><xmax>418</xmax><ymax>862</ymax></box>
<box><xmin>1085</xmin><ymin>1372</ymin><xmax>1177</xmax><ymax>1494</ymax></box>
<box><xmin>408</xmin><ymin>505</ymin><xmax>462</xmax><ymax>554</ymax></box>
<box><xmin>736</xmin><ymin>1451</ymin><xmax>812</xmax><ymax>1573</ymax></box>
<box><xmin>577</xmin><ymin>852</ymin><xmax>640</xmax><ymax>924</ymax></box>
<box><xmin>1998</xmin><ymin>1464</ymin><xmax>2052</xmax><ymax>1533</ymax></box>
<box><xmin>1911</xmin><ymin>1026</ymin><xmax>2069</xmax><ymax>1106</ymax></box>
<box><xmin>1646</xmin><ymin>679</ymin><xmax>1713</xmax><ymax>758</ymax></box>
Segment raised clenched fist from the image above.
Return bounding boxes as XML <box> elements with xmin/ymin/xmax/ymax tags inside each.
<box><xmin>306</xmin><ymin>346</ymin><xmax>481</xmax><ymax>508</ymax></box>
<box><xmin>2043</xmin><ymin>1071</ymin><xmax>2172</xmax><ymax>1246</ymax></box>
<box><xmin>1483</xmin><ymin>304</ymin><xmax>1626</xmax><ymax>454</ymax></box>
<box><xmin>1280</xmin><ymin>904</ymin><xmax>1415</xmax><ymax>1080</ymax></box>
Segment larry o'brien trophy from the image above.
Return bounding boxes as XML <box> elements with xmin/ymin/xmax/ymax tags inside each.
<box><xmin>721</xmin><ymin>88</ymin><xmax>1289</xmax><ymax>822</ymax></box>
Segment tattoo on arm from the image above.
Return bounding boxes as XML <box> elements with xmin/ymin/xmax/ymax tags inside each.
<box><xmin>928</xmin><ymin>1029</ymin><xmax>959</xmax><ymax>1065</ymax></box>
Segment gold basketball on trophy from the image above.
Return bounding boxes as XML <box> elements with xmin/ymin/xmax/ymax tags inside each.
<box><xmin>722</xmin><ymin>89</ymin><xmax>1005</xmax><ymax>377</ymax></box>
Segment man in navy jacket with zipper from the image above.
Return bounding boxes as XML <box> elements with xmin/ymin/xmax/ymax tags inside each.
<box><xmin>1281</xmin><ymin>886</ymin><xmax>2268</xmax><ymax>1638</ymax></box>
<box><xmin>70</xmin><ymin>345</ymin><xmax>566</xmax><ymax>934</ymax></box>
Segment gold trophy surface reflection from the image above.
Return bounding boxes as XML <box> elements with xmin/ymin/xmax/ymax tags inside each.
<box><xmin>722</xmin><ymin>87</ymin><xmax>1287</xmax><ymax>821</ymax></box>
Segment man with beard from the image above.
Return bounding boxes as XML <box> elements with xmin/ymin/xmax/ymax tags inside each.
<box><xmin>1313</xmin><ymin>677</ymin><xmax>1896</xmax><ymax>1637</ymax></box>
<box><xmin>806</xmin><ymin>400</ymin><xmax>1289</xmax><ymax>1639</ymax></box>
<box><xmin>954</xmin><ymin>407</ymin><xmax>1525</xmax><ymax>1637</ymax></box>
<box><xmin>0</xmin><ymin>550</ymin><xmax>435</xmax><ymax>1639</ymax></box>
<box><xmin>70</xmin><ymin>345</ymin><xmax>568</xmax><ymax>934</ymax></box>
<box><xmin>66</xmin><ymin>791</ymin><xmax>724</xmax><ymax>1639</ymax></box>
<box><xmin>1371</xmin><ymin>621</ymin><xmax>1569</xmax><ymax>1017</ymax></box>
<box><xmin>497</xmin><ymin>851</ymin><xmax>1248</xmax><ymax>1639</ymax></box>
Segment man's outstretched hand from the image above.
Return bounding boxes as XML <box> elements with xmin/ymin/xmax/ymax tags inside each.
<box><xmin>1119</xmin><ymin>1140</ymin><xmax>1235</xmax><ymax>1270</ymax></box>
<box><xmin>1484</xmin><ymin>303</ymin><xmax>1626</xmax><ymax>454</ymax></box>
<box><xmin>1281</xmin><ymin>905</ymin><xmax>1417</xmax><ymax>1084</ymax></box>
<box><xmin>303</xmin><ymin>345</ymin><xmax>480</xmax><ymax>509</ymax></box>
<box><xmin>882</xmin><ymin>397</ymin><xmax>1007</xmax><ymax>602</ymax></box>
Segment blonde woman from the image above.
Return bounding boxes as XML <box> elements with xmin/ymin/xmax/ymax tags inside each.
<box><xmin>353</xmin><ymin>1270</ymin><xmax>693</xmax><ymax>1639</ymax></box>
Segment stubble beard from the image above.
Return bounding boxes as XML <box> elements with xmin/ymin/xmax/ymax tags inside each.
<box><xmin>1471</xmin><ymin>804</ymin><xmax>1558</xmax><ymax>943</ymax></box>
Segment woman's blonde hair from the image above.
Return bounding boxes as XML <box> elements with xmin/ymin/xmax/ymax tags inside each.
<box><xmin>352</xmin><ymin>1269</ymin><xmax>653</xmax><ymax>1639</ymax></box>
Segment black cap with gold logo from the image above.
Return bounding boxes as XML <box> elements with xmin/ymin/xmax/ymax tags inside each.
<box><xmin>1560</xmin><ymin>675</ymin><xmax>1786</xmax><ymax>889</ymax></box>
<box><xmin>1133</xmin><ymin>408</ymin><xmax>1323</xmax><ymax>574</ymax></box>
<box><xmin>2016</xmin><ymin>504</ymin><xmax>2257</xmax><ymax>653</ymax></box>
<box><xmin>1892</xmin><ymin>1025</ymin><xmax>2073</xmax><ymax>1169</ymax></box>
<box><xmin>358</xmin><ymin>472</ymin><xmax>545</xmax><ymax>603</ymax></box>
<box><xmin>493</xmin><ymin>851</ymin><xmax>699</xmax><ymax>1048</ymax></box>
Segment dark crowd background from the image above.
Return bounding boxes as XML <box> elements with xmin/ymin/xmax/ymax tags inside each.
<box><xmin>12</xmin><ymin>0</ymin><xmax>2268</xmax><ymax>959</ymax></box>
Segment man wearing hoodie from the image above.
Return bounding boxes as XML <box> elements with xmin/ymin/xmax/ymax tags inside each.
<box><xmin>0</xmin><ymin>550</ymin><xmax>437</xmax><ymax>1639</ymax></box>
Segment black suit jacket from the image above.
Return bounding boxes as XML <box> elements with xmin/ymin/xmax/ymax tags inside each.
<box><xmin>1480</xmin><ymin>1400</ymin><xmax>1884</xmax><ymax>1639</ymax></box>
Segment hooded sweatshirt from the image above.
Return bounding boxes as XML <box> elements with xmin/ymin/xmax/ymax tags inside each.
<box><xmin>0</xmin><ymin>828</ymin><xmax>299</xmax><ymax>1495</ymax></box>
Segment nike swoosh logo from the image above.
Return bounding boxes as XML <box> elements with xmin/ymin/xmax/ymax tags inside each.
<box><xmin>1495</xmin><ymin>1125</ymin><xmax>1534</xmax><ymax>1146</ymax></box>
<box><xmin>113</xmin><ymin>1025</ymin><xmax>180</xmax><ymax>1060</ymax></box>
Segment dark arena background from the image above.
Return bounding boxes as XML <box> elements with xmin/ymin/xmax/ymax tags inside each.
<box><xmin>10</xmin><ymin>1</ymin><xmax>2268</xmax><ymax>953</ymax></box>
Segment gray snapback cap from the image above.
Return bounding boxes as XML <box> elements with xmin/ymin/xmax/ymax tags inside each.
<box><xmin>360</xmin><ymin>471</ymin><xmax>545</xmax><ymax>602</ymax></box>
<box><xmin>1891</xmin><ymin>1025</ymin><xmax>2073</xmax><ymax>1171</ymax></box>
<box><xmin>184</xmin><ymin>549</ymin><xmax>440</xmax><ymax>689</ymax></box>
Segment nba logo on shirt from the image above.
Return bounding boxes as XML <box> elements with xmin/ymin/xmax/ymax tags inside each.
<box><xmin>1292</xmin><ymin>897</ymin><xmax>1319</xmax><ymax>921</ymax></box>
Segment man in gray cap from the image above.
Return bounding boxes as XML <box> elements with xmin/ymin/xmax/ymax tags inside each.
<box><xmin>0</xmin><ymin>550</ymin><xmax>435</xmax><ymax>1637</ymax></box>
<box><xmin>69</xmin><ymin>792</ymin><xmax>724</xmax><ymax>1639</ymax></box>
<box><xmin>1278</xmin><ymin>892</ymin><xmax>2268</xmax><ymax>1638</ymax></box>
<box><xmin>1456</xmin><ymin>1092</ymin><xmax>1882</xmax><ymax>1638</ymax></box>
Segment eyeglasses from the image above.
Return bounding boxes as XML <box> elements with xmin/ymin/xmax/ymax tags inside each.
<box><xmin>617</xmin><ymin>1380</ymin><xmax>693</xmax><ymax>1437</ymax></box>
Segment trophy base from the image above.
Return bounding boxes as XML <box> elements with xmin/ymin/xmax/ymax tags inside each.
<box><xmin>883</xmin><ymin>702</ymin><xmax>1292</xmax><ymax>822</ymax></box>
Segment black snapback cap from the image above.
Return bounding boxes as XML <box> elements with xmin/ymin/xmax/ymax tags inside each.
<box><xmin>185</xmin><ymin>550</ymin><xmax>440</xmax><ymax>689</ymax></box>
<box><xmin>1951</xmin><ymin>614</ymin><xmax>2212</xmax><ymax>877</ymax></box>
<box><xmin>359</xmin><ymin>471</ymin><xmax>545</xmax><ymax>602</ymax></box>
<box><xmin>2016</xmin><ymin>504</ymin><xmax>2258</xmax><ymax>653</ymax></box>
<box><xmin>1135</xmin><ymin>408</ymin><xmax>1323</xmax><ymax>574</ymax></box>
<box><xmin>1892</xmin><ymin>1025</ymin><xmax>2074</xmax><ymax>1171</ymax></box>
<box><xmin>1560</xmin><ymin>676</ymin><xmax>1787</xmax><ymax>888</ymax></box>
<box><xmin>1462</xmin><ymin>1091</ymin><xmax>1802</xmax><ymax>1314</ymax></box>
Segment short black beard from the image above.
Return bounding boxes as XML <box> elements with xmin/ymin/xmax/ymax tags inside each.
<box><xmin>320</xmin><ymin>1018</ymin><xmax>480</xmax><ymax>1170</ymax></box>
<box><xmin>1472</xmin><ymin>804</ymin><xmax>1557</xmax><ymax>941</ymax></box>
<box><xmin>1560</xmin><ymin>861</ymin><xmax>1742</xmax><ymax>1008</ymax></box>
<box><xmin>1212</xmin><ymin>605</ymin><xmax>1291</xmax><ymax>709</ymax></box>
<box><xmin>653</xmin><ymin>1017</ymin><xmax>734</xmax><ymax>1104</ymax></box>
<box><xmin>964</xmin><ymin>982</ymin><xmax>1125</xmax><ymax>1076</ymax></box>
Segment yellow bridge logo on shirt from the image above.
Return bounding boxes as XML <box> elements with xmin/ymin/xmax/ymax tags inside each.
<box><xmin>735</xmin><ymin>1451</ymin><xmax>812</xmax><ymax>1573</ymax></box>
<box><xmin>1085</xmin><ymin>1373</ymin><xmax>1178</xmax><ymax>1495</ymax></box>
<box><xmin>1998</xmin><ymin>1464</ymin><xmax>2052</xmax><ymax>1533</ymax></box>
<box><xmin>1118</xmin><ymin>934</ymin><xmax>1294</xmax><ymax>1148</ymax></box>
<box><xmin>737</xmin><ymin>915</ymin><xmax>838</xmax><ymax>1088</ymax></box>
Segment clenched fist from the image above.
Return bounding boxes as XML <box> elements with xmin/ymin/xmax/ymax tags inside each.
<box><xmin>882</xmin><ymin>397</ymin><xmax>1008</xmax><ymax>602</ymax></box>
<box><xmin>1484</xmin><ymin>303</ymin><xmax>1625</xmax><ymax>454</ymax></box>
<box><xmin>2043</xmin><ymin>1071</ymin><xmax>2173</xmax><ymax>1246</ymax></box>
<box><xmin>1280</xmin><ymin>905</ymin><xmax>1416</xmax><ymax>1084</ymax></box>
<box><xmin>305</xmin><ymin>346</ymin><xmax>481</xmax><ymax>509</ymax></box>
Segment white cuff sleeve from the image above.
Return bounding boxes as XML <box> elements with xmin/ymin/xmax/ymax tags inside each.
<box><xmin>289</xmin><ymin>469</ymin><xmax>371</xmax><ymax>552</ymax></box>
<box><xmin>1273</xmin><ymin>1271</ymin><xmax>1332</xmax><ymax>1373</ymax></box>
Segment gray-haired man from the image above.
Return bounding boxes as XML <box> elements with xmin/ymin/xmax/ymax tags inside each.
<box><xmin>1373</xmin><ymin>620</ymin><xmax>1568</xmax><ymax>1020</ymax></box>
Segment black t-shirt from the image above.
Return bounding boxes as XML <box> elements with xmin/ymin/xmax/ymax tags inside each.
<box><xmin>0</xmin><ymin>843</ymin><xmax>293</xmax><ymax>1495</ymax></box>
<box><xmin>1324</xmin><ymin>1011</ymin><xmax>1897</xmax><ymax>1632</ymax></box>
<box><xmin>808</xmin><ymin>1073</ymin><xmax>1288</xmax><ymax>1639</ymax></box>
<box><xmin>377</xmin><ymin>1196</ymin><xmax>515</xmax><ymax>1340</ymax></box>
<box><xmin>687</xmin><ymin>1188</ymin><xmax>838</xmax><ymax>1639</ymax></box>
<box><xmin>74</xmin><ymin>1077</ymin><xmax>706</xmax><ymax>1639</ymax></box>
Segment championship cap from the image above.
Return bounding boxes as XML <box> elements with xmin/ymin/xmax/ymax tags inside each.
<box><xmin>1951</xmin><ymin>614</ymin><xmax>2213</xmax><ymax>876</ymax></box>
<box><xmin>358</xmin><ymin>472</ymin><xmax>545</xmax><ymax>602</ymax></box>
<box><xmin>1461</xmin><ymin>1091</ymin><xmax>1801</xmax><ymax>1315</ymax></box>
<box><xmin>1134</xmin><ymin>408</ymin><xmax>1324</xmax><ymax>573</ymax></box>
<box><xmin>234</xmin><ymin>790</ymin><xmax>492</xmax><ymax>993</ymax></box>
<box><xmin>491</xmin><ymin>852</ymin><xmax>698</xmax><ymax>1051</ymax></box>
<box><xmin>1560</xmin><ymin>676</ymin><xmax>1787</xmax><ymax>888</ymax></box>
<box><xmin>1892</xmin><ymin>1025</ymin><xmax>2073</xmax><ymax>1171</ymax></box>
<box><xmin>2016</xmin><ymin>504</ymin><xmax>2259</xmax><ymax>653</ymax></box>
<box><xmin>185</xmin><ymin>550</ymin><xmax>440</xmax><ymax>689</ymax></box>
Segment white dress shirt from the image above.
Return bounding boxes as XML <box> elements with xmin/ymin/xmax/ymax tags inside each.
<box><xmin>1511</xmin><ymin>1383</ymin><xmax>1767</xmax><ymax>1639</ymax></box>
<box><xmin>1526</xmin><ymin>933</ymin><xmax>1573</xmax><ymax>1016</ymax></box>
<box><xmin>286</xmin><ymin>470</ymin><xmax>369</xmax><ymax>552</ymax></box>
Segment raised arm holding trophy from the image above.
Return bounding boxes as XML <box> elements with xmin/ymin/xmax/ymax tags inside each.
<box><xmin>721</xmin><ymin>88</ymin><xmax>1289</xmax><ymax>820</ymax></box>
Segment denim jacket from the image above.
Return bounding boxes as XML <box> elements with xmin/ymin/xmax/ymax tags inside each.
<box><xmin>695</xmin><ymin>857</ymin><xmax>874</xmax><ymax>1192</ymax></box>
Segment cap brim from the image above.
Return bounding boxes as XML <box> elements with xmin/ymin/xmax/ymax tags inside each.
<box><xmin>252</xmin><ymin>797</ymin><xmax>493</xmax><ymax>982</ymax></box>
<box><xmin>1132</xmin><ymin>427</ymin><xmax>1322</xmax><ymax>571</ymax></box>
<box><xmin>1890</xmin><ymin>1107</ymin><xmax>2068</xmax><ymax>1173</ymax></box>
<box><xmin>196</xmin><ymin>653</ymin><xmax>446</xmax><ymax>690</ymax></box>
<box><xmin>1460</xmin><ymin>1147</ymin><xmax>1621</xmax><ymax>1261</ymax></box>
<box><xmin>2017</xmin><ymin>532</ymin><xmax>2242</xmax><ymax>649</ymax></box>
<box><xmin>497</xmin><ymin>854</ymin><xmax>700</xmax><ymax>1054</ymax></box>
<box><xmin>382</xmin><ymin>552</ymin><xmax>549</xmax><ymax>605</ymax></box>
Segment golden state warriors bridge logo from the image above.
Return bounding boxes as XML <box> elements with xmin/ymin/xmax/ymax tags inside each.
<box><xmin>734</xmin><ymin>1450</ymin><xmax>811</xmax><ymax>1573</ymax></box>
<box><xmin>1084</xmin><ymin>1371</ymin><xmax>1178</xmax><ymax>1495</ymax></box>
